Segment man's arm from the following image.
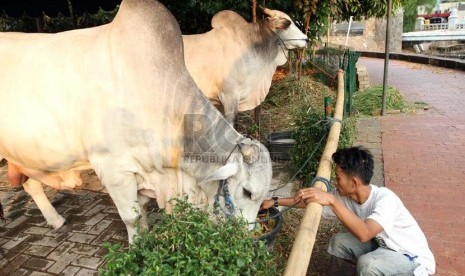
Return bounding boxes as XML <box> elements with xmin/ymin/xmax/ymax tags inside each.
<box><xmin>260</xmin><ymin>196</ymin><xmax>306</xmax><ymax>210</ymax></box>
<box><xmin>300</xmin><ymin>188</ymin><xmax>383</xmax><ymax>242</ymax></box>
<box><xmin>330</xmin><ymin>198</ymin><xmax>383</xmax><ymax>242</ymax></box>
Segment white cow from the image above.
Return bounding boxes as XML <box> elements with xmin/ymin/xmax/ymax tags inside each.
<box><xmin>0</xmin><ymin>0</ymin><xmax>272</xmax><ymax>242</ymax></box>
<box><xmin>183</xmin><ymin>7</ymin><xmax>308</xmax><ymax>123</ymax></box>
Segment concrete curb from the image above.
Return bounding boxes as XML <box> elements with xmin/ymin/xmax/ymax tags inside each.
<box><xmin>358</xmin><ymin>51</ymin><xmax>465</xmax><ymax>71</ymax></box>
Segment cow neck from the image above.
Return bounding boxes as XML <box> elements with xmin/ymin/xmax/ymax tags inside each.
<box><xmin>251</xmin><ymin>21</ymin><xmax>280</xmax><ymax>60</ymax></box>
<box><xmin>181</xmin><ymin>95</ymin><xmax>242</xmax><ymax>177</ymax></box>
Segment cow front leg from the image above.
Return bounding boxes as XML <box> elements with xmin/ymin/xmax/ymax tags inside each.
<box><xmin>23</xmin><ymin>178</ymin><xmax>66</xmax><ymax>229</ymax></box>
<box><xmin>97</xmin><ymin>170</ymin><xmax>141</xmax><ymax>243</ymax></box>
<box><xmin>137</xmin><ymin>193</ymin><xmax>150</xmax><ymax>231</ymax></box>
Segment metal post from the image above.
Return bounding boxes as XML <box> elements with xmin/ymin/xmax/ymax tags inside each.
<box><xmin>324</xmin><ymin>96</ymin><xmax>332</xmax><ymax>118</ymax></box>
<box><xmin>344</xmin><ymin>16</ymin><xmax>353</xmax><ymax>47</ymax></box>
<box><xmin>381</xmin><ymin>0</ymin><xmax>392</xmax><ymax>116</ymax></box>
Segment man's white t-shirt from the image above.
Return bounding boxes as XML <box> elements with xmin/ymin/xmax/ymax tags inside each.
<box><xmin>322</xmin><ymin>184</ymin><xmax>435</xmax><ymax>274</ymax></box>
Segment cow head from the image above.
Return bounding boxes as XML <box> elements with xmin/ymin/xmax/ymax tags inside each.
<box><xmin>199</xmin><ymin>139</ymin><xmax>272</xmax><ymax>228</ymax></box>
<box><xmin>260</xmin><ymin>6</ymin><xmax>308</xmax><ymax>50</ymax></box>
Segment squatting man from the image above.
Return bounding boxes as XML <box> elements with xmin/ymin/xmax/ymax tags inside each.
<box><xmin>261</xmin><ymin>146</ymin><xmax>435</xmax><ymax>275</ymax></box>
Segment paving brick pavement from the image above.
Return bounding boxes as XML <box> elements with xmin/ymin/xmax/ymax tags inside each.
<box><xmin>0</xmin><ymin>169</ymin><xmax>130</xmax><ymax>275</ymax></box>
<box><xmin>354</xmin><ymin>118</ymin><xmax>384</xmax><ymax>187</ymax></box>
<box><xmin>358</xmin><ymin>57</ymin><xmax>465</xmax><ymax>276</ymax></box>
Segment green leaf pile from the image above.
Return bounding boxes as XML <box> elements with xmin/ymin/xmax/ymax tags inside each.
<box><xmin>353</xmin><ymin>85</ymin><xmax>408</xmax><ymax>116</ymax></box>
<box><xmin>100</xmin><ymin>199</ymin><xmax>275</xmax><ymax>276</ymax></box>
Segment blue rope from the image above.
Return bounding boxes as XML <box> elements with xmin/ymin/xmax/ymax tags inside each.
<box><xmin>214</xmin><ymin>180</ymin><xmax>235</xmax><ymax>218</ymax></box>
<box><xmin>311</xmin><ymin>176</ymin><xmax>332</xmax><ymax>192</ymax></box>
<box><xmin>326</xmin><ymin>116</ymin><xmax>343</xmax><ymax>127</ymax></box>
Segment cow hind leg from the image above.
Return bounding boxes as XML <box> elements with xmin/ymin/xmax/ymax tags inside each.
<box><xmin>23</xmin><ymin>178</ymin><xmax>66</xmax><ymax>229</ymax></box>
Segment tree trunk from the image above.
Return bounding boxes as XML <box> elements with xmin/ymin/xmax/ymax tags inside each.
<box><xmin>251</xmin><ymin>0</ymin><xmax>257</xmax><ymax>23</ymax></box>
<box><xmin>35</xmin><ymin>17</ymin><xmax>44</xmax><ymax>33</ymax></box>
<box><xmin>67</xmin><ymin>0</ymin><xmax>78</xmax><ymax>28</ymax></box>
<box><xmin>299</xmin><ymin>1</ymin><xmax>314</xmax><ymax>79</ymax></box>
<box><xmin>251</xmin><ymin>0</ymin><xmax>260</xmax><ymax>138</ymax></box>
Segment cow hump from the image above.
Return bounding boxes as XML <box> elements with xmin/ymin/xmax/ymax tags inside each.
<box><xmin>211</xmin><ymin>10</ymin><xmax>249</xmax><ymax>30</ymax></box>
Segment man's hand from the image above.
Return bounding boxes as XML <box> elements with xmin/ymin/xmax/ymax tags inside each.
<box><xmin>260</xmin><ymin>199</ymin><xmax>274</xmax><ymax>211</ymax></box>
<box><xmin>295</xmin><ymin>187</ymin><xmax>335</xmax><ymax>206</ymax></box>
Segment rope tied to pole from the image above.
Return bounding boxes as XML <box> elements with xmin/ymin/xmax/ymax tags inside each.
<box><xmin>310</xmin><ymin>176</ymin><xmax>331</xmax><ymax>192</ymax></box>
<box><xmin>325</xmin><ymin>116</ymin><xmax>343</xmax><ymax>127</ymax></box>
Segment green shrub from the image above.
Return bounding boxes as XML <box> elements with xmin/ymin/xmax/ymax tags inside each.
<box><xmin>290</xmin><ymin>109</ymin><xmax>356</xmax><ymax>184</ymax></box>
<box><xmin>291</xmin><ymin>110</ymin><xmax>327</xmax><ymax>182</ymax></box>
<box><xmin>353</xmin><ymin>85</ymin><xmax>408</xmax><ymax>116</ymax></box>
<box><xmin>100</xmin><ymin>198</ymin><xmax>275</xmax><ymax>276</ymax></box>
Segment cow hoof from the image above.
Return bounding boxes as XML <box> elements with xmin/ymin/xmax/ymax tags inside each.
<box><xmin>53</xmin><ymin>221</ymin><xmax>72</xmax><ymax>233</ymax></box>
<box><xmin>50</xmin><ymin>216</ymin><xmax>67</xmax><ymax>230</ymax></box>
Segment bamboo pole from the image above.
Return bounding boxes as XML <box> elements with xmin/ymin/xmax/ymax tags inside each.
<box><xmin>284</xmin><ymin>70</ymin><xmax>345</xmax><ymax>276</ymax></box>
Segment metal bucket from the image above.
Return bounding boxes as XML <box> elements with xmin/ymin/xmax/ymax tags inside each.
<box><xmin>265</xmin><ymin>130</ymin><xmax>295</xmax><ymax>161</ymax></box>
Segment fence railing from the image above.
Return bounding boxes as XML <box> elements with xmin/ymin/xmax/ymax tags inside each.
<box><xmin>305</xmin><ymin>43</ymin><xmax>360</xmax><ymax>117</ymax></box>
<box><xmin>284</xmin><ymin>70</ymin><xmax>345</xmax><ymax>276</ymax></box>
<box><xmin>418</xmin><ymin>22</ymin><xmax>465</xmax><ymax>31</ymax></box>
<box><xmin>422</xmin><ymin>23</ymin><xmax>449</xmax><ymax>31</ymax></box>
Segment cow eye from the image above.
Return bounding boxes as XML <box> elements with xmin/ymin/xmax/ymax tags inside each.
<box><xmin>243</xmin><ymin>188</ymin><xmax>252</xmax><ymax>199</ymax></box>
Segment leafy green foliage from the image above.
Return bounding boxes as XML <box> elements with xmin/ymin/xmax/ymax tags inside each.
<box><xmin>100</xmin><ymin>198</ymin><xmax>275</xmax><ymax>276</ymax></box>
<box><xmin>353</xmin><ymin>85</ymin><xmax>408</xmax><ymax>116</ymax></box>
<box><xmin>290</xmin><ymin>110</ymin><xmax>328</xmax><ymax>182</ymax></box>
<box><xmin>300</xmin><ymin>0</ymin><xmax>405</xmax><ymax>49</ymax></box>
<box><xmin>159</xmin><ymin>0</ymin><xmax>253</xmax><ymax>34</ymax></box>
<box><xmin>1</xmin><ymin>0</ymin><xmax>410</xmax><ymax>46</ymax></box>
<box><xmin>333</xmin><ymin>0</ymin><xmax>404</xmax><ymax>21</ymax></box>
<box><xmin>402</xmin><ymin>0</ymin><xmax>435</xmax><ymax>32</ymax></box>
<box><xmin>0</xmin><ymin>7</ymin><xmax>117</xmax><ymax>33</ymax></box>
<box><xmin>290</xmin><ymin>109</ymin><xmax>356</xmax><ymax>184</ymax></box>
<box><xmin>0</xmin><ymin>12</ymin><xmax>37</xmax><ymax>32</ymax></box>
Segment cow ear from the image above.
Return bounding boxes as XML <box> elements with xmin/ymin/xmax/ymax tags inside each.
<box><xmin>270</xmin><ymin>17</ymin><xmax>291</xmax><ymax>30</ymax></box>
<box><xmin>199</xmin><ymin>162</ymin><xmax>238</xmax><ymax>184</ymax></box>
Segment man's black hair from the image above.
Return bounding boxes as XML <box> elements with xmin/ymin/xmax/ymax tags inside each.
<box><xmin>332</xmin><ymin>146</ymin><xmax>374</xmax><ymax>185</ymax></box>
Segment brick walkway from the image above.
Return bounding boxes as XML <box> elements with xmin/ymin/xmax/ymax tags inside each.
<box><xmin>358</xmin><ymin>57</ymin><xmax>465</xmax><ymax>276</ymax></box>
<box><xmin>0</xmin><ymin>169</ymin><xmax>128</xmax><ymax>275</ymax></box>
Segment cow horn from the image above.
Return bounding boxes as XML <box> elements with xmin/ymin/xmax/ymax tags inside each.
<box><xmin>240</xmin><ymin>143</ymin><xmax>258</xmax><ymax>165</ymax></box>
<box><xmin>259</xmin><ymin>5</ymin><xmax>276</xmax><ymax>18</ymax></box>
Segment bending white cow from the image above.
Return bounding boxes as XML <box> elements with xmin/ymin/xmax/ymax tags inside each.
<box><xmin>0</xmin><ymin>0</ymin><xmax>272</xmax><ymax>242</ymax></box>
<box><xmin>183</xmin><ymin>7</ymin><xmax>308</xmax><ymax>123</ymax></box>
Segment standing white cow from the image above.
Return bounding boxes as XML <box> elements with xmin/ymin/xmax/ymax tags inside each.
<box><xmin>0</xmin><ymin>0</ymin><xmax>272</xmax><ymax>242</ymax></box>
<box><xmin>183</xmin><ymin>7</ymin><xmax>308</xmax><ymax>123</ymax></box>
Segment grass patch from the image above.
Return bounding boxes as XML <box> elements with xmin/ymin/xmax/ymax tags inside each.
<box><xmin>236</xmin><ymin>74</ymin><xmax>334</xmax><ymax>139</ymax></box>
<box><xmin>353</xmin><ymin>85</ymin><xmax>409</xmax><ymax>116</ymax></box>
